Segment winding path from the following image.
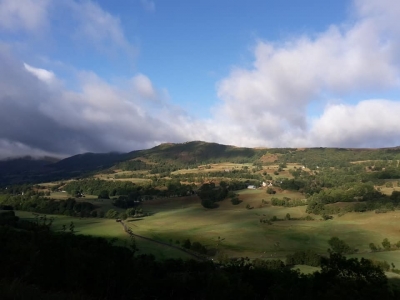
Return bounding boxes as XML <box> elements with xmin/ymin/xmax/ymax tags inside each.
<box><xmin>119</xmin><ymin>220</ymin><xmax>208</xmax><ymax>261</ymax></box>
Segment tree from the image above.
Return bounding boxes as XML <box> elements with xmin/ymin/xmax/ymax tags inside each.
<box><xmin>69</xmin><ymin>221</ymin><xmax>75</xmax><ymax>233</ymax></box>
<box><xmin>191</xmin><ymin>242</ymin><xmax>207</xmax><ymax>254</ymax></box>
<box><xmin>126</xmin><ymin>207</ymin><xmax>136</xmax><ymax>216</ymax></box>
<box><xmin>231</xmin><ymin>197</ymin><xmax>241</xmax><ymax>205</ymax></box>
<box><xmin>105</xmin><ymin>209</ymin><xmax>119</xmax><ymax>219</ymax></box>
<box><xmin>317</xmin><ymin>252</ymin><xmax>389</xmax><ymax>299</ymax></box>
<box><xmin>266</xmin><ymin>187</ymin><xmax>276</xmax><ymax>194</ymax></box>
<box><xmin>328</xmin><ymin>237</ymin><xmax>352</xmax><ymax>254</ymax></box>
<box><xmin>182</xmin><ymin>238</ymin><xmax>191</xmax><ymax>249</ymax></box>
<box><xmin>201</xmin><ymin>199</ymin><xmax>216</xmax><ymax>209</ymax></box>
<box><xmin>98</xmin><ymin>190</ymin><xmax>110</xmax><ymax>199</ymax></box>
<box><xmin>119</xmin><ymin>212</ymin><xmax>128</xmax><ymax>220</ymax></box>
<box><xmin>369</xmin><ymin>243</ymin><xmax>378</xmax><ymax>252</ymax></box>
<box><xmin>382</xmin><ymin>238</ymin><xmax>391</xmax><ymax>250</ymax></box>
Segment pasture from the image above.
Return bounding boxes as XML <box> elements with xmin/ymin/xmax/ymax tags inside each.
<box><xmin>132</xmin><ymin>189</ymin><xmax>400</xmax><ymax>267</ymax></box>
<box><xmin>12</xmin><ymin>186</ymin><xmax>400</xmax><ymax>269</ymax></box>
<box><xmin>94</xmin><ymin>172</ymin><xmax>152</xmax><ymax>184</ymax></box>
<box><xmin>15</xmin><ymin>211</ymin><xmax>194</xmax><ymax>260</ymax></box>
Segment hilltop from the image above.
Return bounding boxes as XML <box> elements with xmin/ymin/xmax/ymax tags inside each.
<box><xmin>1</xmin><ymin>141</ymin><xmax>400</xmax><ymax>186</ymax></box>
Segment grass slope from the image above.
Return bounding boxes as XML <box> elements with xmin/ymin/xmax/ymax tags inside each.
<box><xmin>15</xmin><ymin>211</ymin><xmax>194</xmax><ymax>260</ymax></box>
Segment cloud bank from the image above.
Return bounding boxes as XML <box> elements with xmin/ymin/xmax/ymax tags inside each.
<box><xmin>1</xmin><ymin>0</ymin><xmax>400</xmax><ymax>158</ymax></box>
<box><xmin>212</xmin><ymin>0</ymin><xmax>400</xmax><ymax>147</ymax></box>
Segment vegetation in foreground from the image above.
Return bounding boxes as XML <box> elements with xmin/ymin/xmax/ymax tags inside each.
<box><xmin>1</xmin><ymin>211</ymin><xmax>400</xmax><ymax>300</ymax></box>
<box><xmin>2</xmin><ymin>142</ymin><xmax>400</xmax><ymax>297</ymax></box>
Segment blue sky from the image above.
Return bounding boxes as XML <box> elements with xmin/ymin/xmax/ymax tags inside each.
<box><xmin>0</xmin><ymin>0</ymin><xmax>400</xmax><ymax>158</ymax></box>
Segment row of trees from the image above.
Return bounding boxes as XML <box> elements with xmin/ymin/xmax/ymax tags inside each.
<box><xmin>0</xmin><ymin>194</ymin><xmax>96</xmax><ymax>217</ymax></box>
<box><xmin>307</xmin><ymin>189</ymin><xmax>400</xmax><ymax>215</ymax></box>
<box><xmin>1</xmin><ymin>217</ymin><xmax>397</xmax><ymax>299</ymax></box>
<box><xmin>198</xmin><ymin>183</ymin><xmax>228</xmax><ymax>208</ymax></box>
<box><xmin>370</xmin><ymin>238</ymin><xmax>400</xmax><ymax>252</ymax></box>
<box><xmin>64</xmin><ymin>179</ymin><xmax>139</xmax><ymax>197</ymax></box>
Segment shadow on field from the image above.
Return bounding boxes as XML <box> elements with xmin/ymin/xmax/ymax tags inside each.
<box><xmin>80</xmin><ymin>221</ymin><xmax>100</xmax><ymax>225</ymax></box>
<box><xmin>389</xmin><ymin>277</ymin><xmax>400</xmax><ymax>287</ymax></box>
<box><xmin>127</xmin><ymin>219</ymin><xmax>143</xmax><ymax>222</ymax></box>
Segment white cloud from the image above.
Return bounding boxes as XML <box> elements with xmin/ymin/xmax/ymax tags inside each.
<box><xmin>67</xmin><ymin>0</ymin><xmax>134</xmax><ymax>54</ymax></box>
<box><xmin>214</xmin><ymin>0</ymin><xmax>400</xmax><ymax>148</ymax></box>
<box><xmin>0</xmin><ymin>46</ymin><xmax>192</xmax><ymax>158</ymax></box>
<box><xmin>2</xmin><ymin>0</ymin><xmax>400</xmax><ymax>159</ymax></box>
<box><xmin>24</xmin><ymin>63</ymin><xmax>55</xmax><ymax>84</ymax></box>
<box><xmin>309</xmin><ymin>100</ymin><xmax>400</xmax><ymax>147</ymax></box>
<box><xmin>0</xmin><ymin>0</ymin><xmax>50</xmax><ymax>32</ymax></box>
<box><xmin>0</xmin><ymin>0</ymin><xmax>135</xmax><ymax>58</ymax></box>
<box><xmin>132</xmin><ymin>74</ymin><xmax>157</xmax><ymax>99</ymax></box>
<box><xmin>140</xmin><ymin>0</ymin><xmax>155</xmax><ymax>12</ymax></box>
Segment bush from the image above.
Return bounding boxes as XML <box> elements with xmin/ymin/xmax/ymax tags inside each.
<box><xmin>201</xmin><ymin>199</ymin><xmax>217</xmax><ymax>209</ymax></box>
<box><xmin>382</xmin><ymin>238</ymin><xmax>391</xmax><ymax>250</ymax></box>
<box><xmin>371</xmin><ymin>260</ymin><xmax>390</xmax><ymax>272</ymax></box>
<box><xmin>105</xmin><ymin>209</ymin><xmax>119</xmax><ymax>219</ymax></box>
<box><xmin>98</xmin><ymin>190</ymin><xmax>110</xmax><ymax>199</ymax></box>
<box><xmin>119</xmin><ymin>212</ymin><xmax>128</xmax><ymax>220</ymax></box>
<box><xmin>328</xmin><ymin>236</ymin><xmax>353</xmax><ymax>254</ymax></box>
<box><xmin>286</xmin><ymin>250</ymin><xmax>322</xmax><ymax>267</ymax></box>
<box><xmin>191</xmin><ymin>242</ymin><xmax>207</xmax><ymax>255</ymax></box>
<box><xmin>369</xmin><ymin>243</ymin><xmax>378</xmax><ymax>252</ymax></box>
<box><xmin>231</xmin><ymin>198</ymin><xmax>242</xmax><ymax>205</ymax></box>
<box><xmin>182</xmin><ymin>238</ymin><xmax>191</xmax><ymax>249</ymax></box>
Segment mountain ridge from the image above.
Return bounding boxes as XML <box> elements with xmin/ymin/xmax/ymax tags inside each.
<box><xmin>2</xmin><ymin>141</ymin><xmax>400</xmax><ymax>186</ymax></box>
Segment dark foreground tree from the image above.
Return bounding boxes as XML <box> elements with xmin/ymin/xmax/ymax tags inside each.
<box><xmin>1</xmin><ymin>213</ymin><xmax>399</xmax><ymax>300</ymax></box>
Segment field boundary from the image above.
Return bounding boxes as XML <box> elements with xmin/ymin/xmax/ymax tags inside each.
<box><xmin>119</xmin><ymin>220</ymin><xmax>208</xmax><ymax>261</ymax></box>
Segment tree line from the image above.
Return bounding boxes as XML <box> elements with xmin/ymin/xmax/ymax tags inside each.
<box><xmin>1</xmin><ymin>214</ymin><xmax>399</xmax><ymax>299</ymax></box>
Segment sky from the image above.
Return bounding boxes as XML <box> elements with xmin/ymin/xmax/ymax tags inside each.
<box><xmin>1</xmin><ymin>0</ymin><xmax>400</xmax><ymax>158</ymax></box>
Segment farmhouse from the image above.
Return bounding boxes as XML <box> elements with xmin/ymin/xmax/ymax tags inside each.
<box><xmin>247</xmin><ymin>185</ymin><xmax>256</xmax><ymax>189</ymax></box>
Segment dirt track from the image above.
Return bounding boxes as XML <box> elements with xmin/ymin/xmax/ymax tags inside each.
<box><xmin>119</xmin><ymin>220</ymin><xmax>207</xmax><ymax>261</ymax></box>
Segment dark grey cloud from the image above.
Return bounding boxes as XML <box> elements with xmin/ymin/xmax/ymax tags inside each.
<box><xmin>0</xmin><ymin>46</ymin><xmax>190</xmax><ymax>158</ymax></box>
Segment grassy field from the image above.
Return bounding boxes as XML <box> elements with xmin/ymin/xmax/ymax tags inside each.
<box><xmin>129</xmin><ymin>189</ymin><xmax>400</xmax><ymax>264</ymax></box>
<box><xmin>12</xmin><ymin>186</ymin><xmax>400</xmax><ymax>269</ymax></box>
<box><xmin>49</xmin><ymin>192</ymin><xmax>123</xmax><ymax>212</ymax></box>
<box><xmin>15</xmin><ymin>211</ymin><xmax>194</xmax><ymax>260</ymax></box>
<box><xmin>94</xmin><ymin>172</ymin><xmax>152</xmax><ymax>184</ymax></box>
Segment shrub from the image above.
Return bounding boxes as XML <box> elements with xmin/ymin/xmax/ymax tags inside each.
<box><xmin>98</xmin><ymin>190</ymin><xmax>110</xmax><ymax>199</ymax></box>
<box><xmin>382</xmin><ymin>238</ymin><xmax>391</xmax><ymax>250</ymax></box>
<box><xmin>105</xmin><ymin>209</ymin><xmax>119</xmax><ymax>219</ymax></box>
<box><xmin>369</xmin><ymin>243</ymin><xmax>378</xmax><ymax>252</ymax></box>
<box><xmin>231</xmin><ymin>198</ymin><xmax>242</xmax><ymax>205</ymax></box>
<box><xmin>328</xmin><ymin>237</ymin><xmax>353</xmax><ymax>254</ymax></box>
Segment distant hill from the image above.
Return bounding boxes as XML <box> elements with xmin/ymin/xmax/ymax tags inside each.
<box><xmin>127</xmin><ymin>141</ymin><xmax>265</xmax><ymax>164</ymax></box>
<box><xmin>1</xmin><ymin>141</ymin><xmax>400</xmax><ymax>186</ymax></box>
<box><xmin>0</xmin><ymin>153</ymin><xmax>126</xmax><ymax>186</ymax></box>
<box><xmin>0</xmin><ymin>156</ymin><xmax>58</xmax><ymax>175</ymax></box>
<box><xmin>52</xmin><ymin>152</ymin><xmax>127</xmax><ymax>172</ymax></box>
<box><xmin>0</xmin><ymin>156</ymin><xmax>59</xmax><ymax>186</ymax></box>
